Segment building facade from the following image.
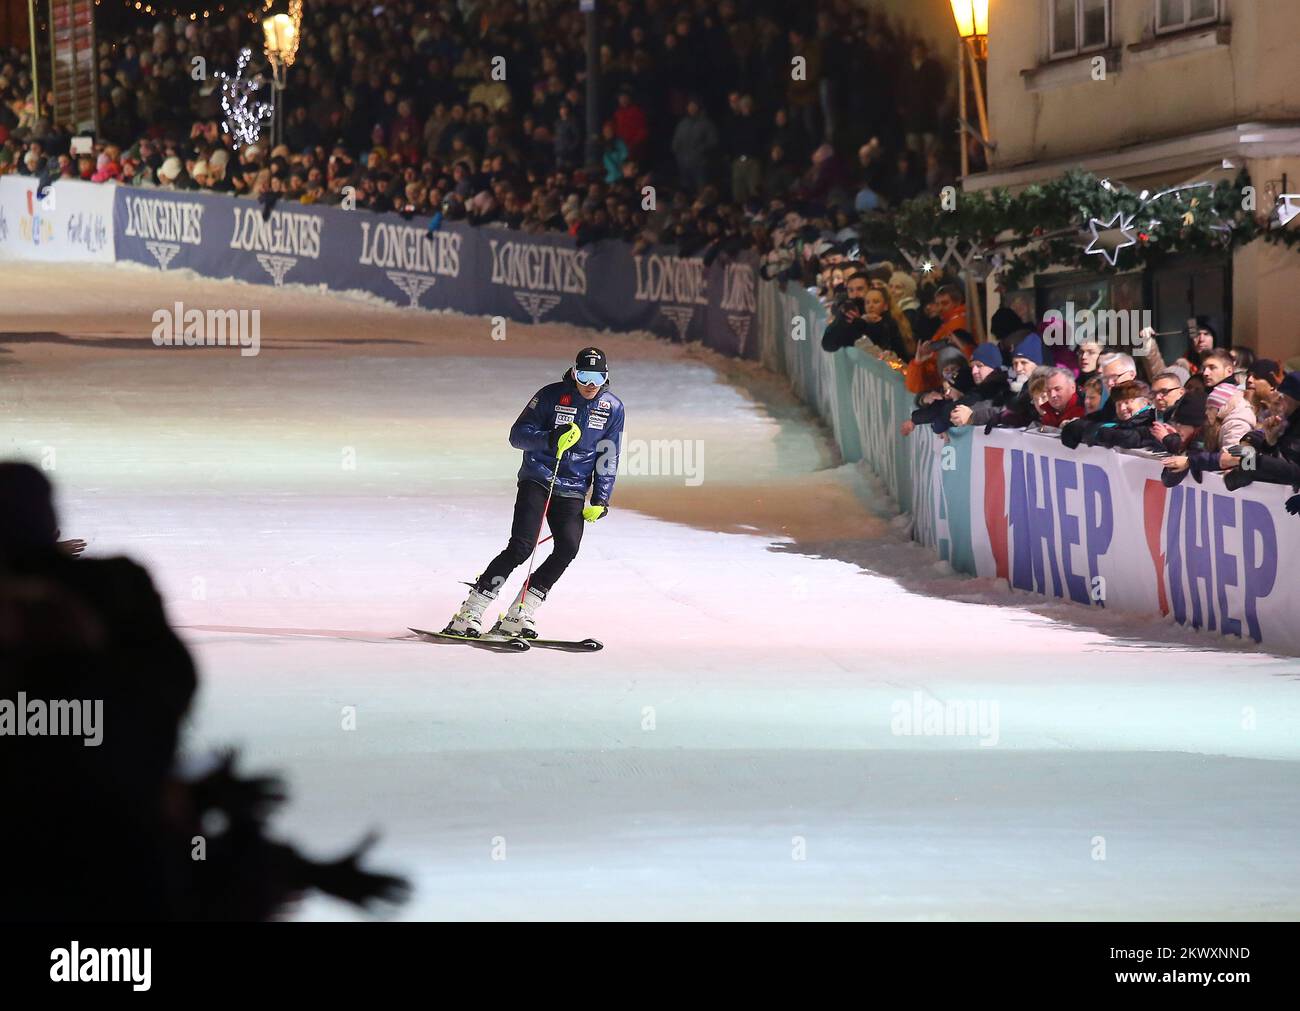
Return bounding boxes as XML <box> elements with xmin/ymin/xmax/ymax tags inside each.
<box><xmin>969</xmin><ymin>0</ymin><xmax>1300</xmax><ymax>365</ymax></box>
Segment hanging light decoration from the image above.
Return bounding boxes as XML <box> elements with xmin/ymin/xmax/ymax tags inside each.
<box><xmin>215</xmin><ymin>47</ymin><xmax>273</xmax><ymax>149</ymax></box>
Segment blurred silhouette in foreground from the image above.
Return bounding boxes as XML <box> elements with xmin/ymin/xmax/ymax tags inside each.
<box><xmin>0</xmin><ymin>462</ymin><xmax>409</xmax><ymax>920</ymax></box>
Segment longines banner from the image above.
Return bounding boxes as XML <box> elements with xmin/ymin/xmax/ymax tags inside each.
<box><xmin>107</xmin><ymin>185</ymin><xmax>759</xmax><ymax>357</ymax></box>
<box><xmin>0</xmin><ymin>177</ymin><xmax>114</xmax><ymax>262</ymax></box>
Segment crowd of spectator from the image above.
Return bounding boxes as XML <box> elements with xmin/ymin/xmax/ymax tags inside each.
<box><xmin>811</xmin><ymin>246</ymin><xmax>1300</xmax><ymax>509</ymax></box>
<box><xmin>0</xmin><ymin>0</ymin><xmax>963</xmax><ymax>259</ymax></box>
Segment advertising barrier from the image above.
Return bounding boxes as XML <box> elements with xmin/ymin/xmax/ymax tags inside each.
<box><xmin>0</xmin><ymin>177</ymin><xmax>115</xmax><ymax>262</ymax></box>
<box><xmin>106</xmin><ymin>185</ymin><xmax>760</xmax><ymax>359</ymax></box>
<box><xmin>758</xmin><ymin>278</ymin><xmax>1299</xmax><ymax>655</ymax></box>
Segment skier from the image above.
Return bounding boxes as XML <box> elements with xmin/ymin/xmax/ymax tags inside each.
<box><xmin>444</xmin><ymin>347</ymin><xmax>625</xmax><ymax>639</ymax></box>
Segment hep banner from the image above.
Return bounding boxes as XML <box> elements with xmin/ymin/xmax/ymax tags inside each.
<box><xmin>972</xmin><ymin>428</ymin><xmax>1300</xmax><ymax>652</ymax></box>
<box><xmin>0</xmin><ymin>177</ymin><xmax>114</xmax><ymax>262</ymax></box>
<box><xmin>109</xmin><ymin>186</ymin><xmax>757</xmax><ymax>355</ymax></box>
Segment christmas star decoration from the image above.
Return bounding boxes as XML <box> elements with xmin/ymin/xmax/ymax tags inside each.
<box><xmin>1083</xmin><ymin>211</ymin><xmax>1138</xmax><ymax>267</ymax></box>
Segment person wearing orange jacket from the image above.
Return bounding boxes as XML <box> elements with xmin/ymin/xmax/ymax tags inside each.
<box><xmin>905</xmin><ymin>283</ymin><xmax>971</xmax><ymax>394</ymax></box>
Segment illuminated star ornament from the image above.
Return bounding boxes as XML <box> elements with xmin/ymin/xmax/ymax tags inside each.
<box><xmin>216</xmin><ymin>48</ymin><xmax>273</xmax><ymax>149</ymax></box>
<box><xmin>1084</xmin><ymin>211</ymin><xmax>1137</xmax><ymax>267</ymax></box>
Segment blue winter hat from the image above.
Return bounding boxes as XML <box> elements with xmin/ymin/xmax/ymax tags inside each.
<box><xmin>1012</xmin><ymin>331</ymin><xmax>1044</xmax><ymax>366</ymax></box>
<box><xmin>972</xmin><ymin>343</ymin><xmax>1003</xmax><ymax>370</ymax></box>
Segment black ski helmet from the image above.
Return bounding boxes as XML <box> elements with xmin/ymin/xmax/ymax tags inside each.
<box><xmin>575</xmin><ymin>347</ymin><xmax>608</xmax><ymax>373</ymax></box>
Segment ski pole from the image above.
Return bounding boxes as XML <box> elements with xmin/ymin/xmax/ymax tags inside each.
<box><xmin>521</xmin><ymin>429</ymin><xmax>571</xmax><ymax>598</ymax></box>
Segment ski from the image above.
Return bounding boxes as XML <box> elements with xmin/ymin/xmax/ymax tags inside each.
<box><xmin>523</xmin><ymin>637</ymin><xmax>603</xmax><ymax>652</ymax></box>
<box><xmin>408</xmin><ymin>628</ymin><xmax>530</xmax><ymax>652</ymax></box>
<box><xmin>485</xmin><ymin>619</ymin><xmax>602</xmax><ymax>652</ymax></box>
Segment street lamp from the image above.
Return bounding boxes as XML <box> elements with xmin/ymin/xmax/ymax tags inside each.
<box><xmin>950</xmin><ymin>0</ymin><xmax>992</xmax><ymax>342</ymax></box>
<box><xmin>263</xmin><ymin>6</ymin><xmax>302</xmax><ymax>148</ymax></box>
<box><xmin>950</xmin><ymin>0</ymin><xmax>991</xmax><ymax>177</ymax></box>
<box><xmin>950</xmin><ymin>0</ymin><xmax>990</xmax><ymax>59</ymax></box>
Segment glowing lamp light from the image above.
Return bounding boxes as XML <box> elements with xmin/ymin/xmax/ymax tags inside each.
<box><xmin>950</xmin><ymin>0</ymin><xmax>990</xmax><ymax>40</ymax></box>
<box><xmin>262</xmin><ymin>5</ymin><xmax>302</xmax><ymax>69</ymax></box>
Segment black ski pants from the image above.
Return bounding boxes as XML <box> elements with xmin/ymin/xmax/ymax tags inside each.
<box><xmin>474</xmin><ymin>480</ymin><xmax>586</xmax><ymax>598</ymax></box>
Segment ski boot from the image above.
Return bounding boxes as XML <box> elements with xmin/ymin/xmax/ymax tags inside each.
<box><xmin>442</xmin><ymin>585</ymin><xmax>498</xmax><ymax>638</ymax></box>
<box><xmin>492</xmin><ymin>585</ymin><xmax>547</xmax><ymax>640</ymax></box>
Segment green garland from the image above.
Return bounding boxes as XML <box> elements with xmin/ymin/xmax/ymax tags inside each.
<box><xmin>858</xmin><ymin>169</ymin><xmax>1300</xmax><ymax>291</ymax></box>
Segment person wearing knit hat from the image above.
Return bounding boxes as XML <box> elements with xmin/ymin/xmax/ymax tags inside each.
<box><xmin>972</xmin><ymin>342</ymin><xmax>1004</xmax><ymax>372</ymax></box>
<box><xmin>990</xmin><ymin>305</ymin><xmax>1023</xmax><ymax>343</ymax></box>
<box><xmin>157</xmin><ymin>156</ymin><xmax>183</xmax><ymax>187</ymax></box>
<box><xmin>1007</xmin><ymin>331</ymin><xmax>1044</xmax><ymax>399</ymax></box>
<box><xmin>1088</xmin><ymin>380</ymin><xmax>1164</xmax><ymax>451</ymax></box>
<box><xmin>1162</xmin><ymin>381</ymin><xmax>1246</xmax><ymax>482</ymax></box>
<box><xmin>1152</xmin><ymin>388</ymin><xmax>1208</xmax><ymax>457</ymax></box>
<box><xmin>1206</xmin><ymin>382</ymin><xmax>1236</xmax><ymax>416</ymax></box>
<box><xmin>1012</xmin><ymin>331</ymin><xmax>1044</xmax><ymax>367</ymax></box>
<box><xmin>947</xmin><ymin>342</ymin><xmax>1019</xmax><ymax>431</ymax></box>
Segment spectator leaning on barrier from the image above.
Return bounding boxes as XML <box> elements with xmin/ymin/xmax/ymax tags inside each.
<box><xmin>982</xmin><ymin>332</ymin><xmax>1047</xmax><ymax>431</ymax></box>
<box><xmin>953</xmin><ymin>342</ymin><xmax>1015</xmax><ymax>430</ymax></box>
<box><xmin>1162</xmin><ymin>381</ymin><xmax>1259</xmax><ymax>484</ymax></box>
<box><xmin>1151</xmin><ymin>366</ymin><xmax>1189</xmax><ymax>421</ymax></box>
<box><xmin>1038</xmin><ymin>367</ymin><xmax>1085</xmax><ymax>428</ymax></box>
<box><xmin>904</xmin><ymin>283</ymin><xmax>969</xmax><ymax>394</ymax></box>
<box><xmin>1081</xmin><ymin>375</ymin><xmax>1105</xmax><ymax>416</ymax></box>
<box><xmin>857</xmin><ymin>284</ymin><xmax>914</xmax><ymax>361</ymax></box>
<box><xmin>1086</xmin><ymin>381</ymin><xmax>1164</xmax><ymax>451</ymax></box>
<box><xmin>1241</xmin><ymin>371</ymin><xmax>1300</xmax><ymax>496</ymax></box>
<box><xmin>1151</xmin><ymin>388</ymin><xmax>1208</xmax><ymax>455</ymax></box>
<box><xmin>1061</xmin><ymin>351</ymin><xmax>1137</xmax><ymax>448</ymax></box>
<box><xmin>820</xmin><ymin>272</ymin><xmax>873</xmax><ymax>352</ymax></box>
<box><xmin>888</xmin><ymin>271</ymin><xmax>926</xmax><ymax>343</ymax></box>
<box><xmin>906</xmin><ymin>358</ymin><xmax>975</xmax><ymax>436</ymax></box>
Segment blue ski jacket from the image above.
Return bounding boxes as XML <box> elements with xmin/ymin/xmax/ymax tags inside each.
<box><xmin>511</xmin><ymin>372</ymin><xmax>625</xmax><ymax>504</ymax></box>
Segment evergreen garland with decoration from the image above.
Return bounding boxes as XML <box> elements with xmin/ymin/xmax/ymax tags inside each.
<box><xmin>857</xmin><ymin>170</ymin><xmax>1300</xmax><ymax>291</ymax></box>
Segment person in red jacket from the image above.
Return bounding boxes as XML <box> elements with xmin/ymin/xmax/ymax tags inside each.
<box><xmin>612</xmin><ymin>88</ymin><xmax>649</xmax><ymax>161</ymax></box>
<box><xmin>1038</xmin><ymin>368</ymin><xmax>1086</xmax><ymax>428</ymax></box>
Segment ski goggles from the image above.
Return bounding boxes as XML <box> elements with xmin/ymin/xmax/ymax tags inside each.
<box><xmin>574</xmin><ymin>369</ymin><xmax>607</xmax><ymax>386</ymax></box>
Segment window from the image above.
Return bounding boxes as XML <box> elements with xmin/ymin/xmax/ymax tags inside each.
<box><xmin>1049</xmin><ymin>0</ymin><xmax>1110</xmax><ymax>59</ymax></box>
<box><xmin>1156</xmin><ymin>0</ymin><xmax>1220</xmax><ymax>34</ymax></box>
